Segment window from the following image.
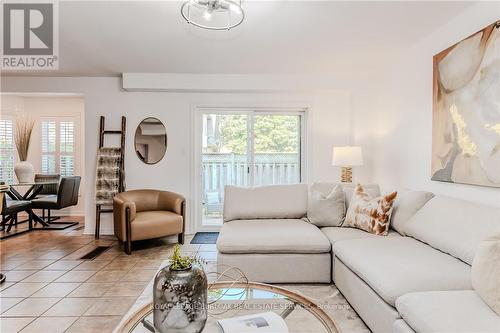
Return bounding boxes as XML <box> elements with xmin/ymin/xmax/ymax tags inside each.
<box><xmin>41</xmin><ymin>118</ymin><xmax>76</xmax><ymax>176</ymax></box>
<box><xmin>41</xmin><ymin>121</ymin><xmax>56</xmax><ymax>174</ymax></box>
<box><xmin>200</xmin><ymin>110</ymin><xmax>305</xmax><ymax>225</ymax></box>
<box><xmin>0</xmin><ymin>119</ymin><xmax>15</xmax><ymax>184</ymax></box>
<box><xmin>59</xmin><ymin>121</ymin><xmax>75</xmax><ymax>176</ymax></box>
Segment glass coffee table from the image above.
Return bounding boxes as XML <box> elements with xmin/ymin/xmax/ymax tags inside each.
<box><xmin>116</xmin><ymin>282</ymin><xmax>339</xmax><ymax>333</ymax></box>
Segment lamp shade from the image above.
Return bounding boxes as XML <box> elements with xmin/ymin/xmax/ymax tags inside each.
<box><xmin>332</xmin><ymin>146</ymin><xmax>363</xmax><ymax>166</ymax></box>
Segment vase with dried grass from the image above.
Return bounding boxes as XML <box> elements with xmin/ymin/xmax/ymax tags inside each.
<box><xmin>14</xmin><ymin>116</ymin><xmax>35</xmax><ymax>183</ymax></box>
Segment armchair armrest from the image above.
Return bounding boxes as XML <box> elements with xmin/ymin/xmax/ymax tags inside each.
<box><xmin>113</xmin><ymin>193</ymin><xmax>137</xmax><ymax>243</ymax></box>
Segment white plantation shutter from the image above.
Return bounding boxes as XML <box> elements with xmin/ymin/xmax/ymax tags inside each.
<box><xmin>59</xmin><ymin>121</ymin><xmax>75</xmax><ymax>176</ymax></box>
<box><xmin>40</xmin><ymin>118</ymin><xmax>76</xmax><ymax>176</ymax></box>
<box><xmin>41</xmin><ymin>121</ymin><xmax>56</xmax><ymax>174</ymax></box>
<box><xmin>0</xmin><ymin>119</ymin><xmax>15</xmax><ymax>184</ymax></box>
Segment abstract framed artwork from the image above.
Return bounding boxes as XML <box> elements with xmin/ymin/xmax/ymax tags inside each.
<box><xmin>432</xmin><ymin>21</ymin><xmax>500</xmax><ymax>188</ymax></box>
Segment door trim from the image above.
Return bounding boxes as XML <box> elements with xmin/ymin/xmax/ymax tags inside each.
<box><xmin>191</xmin><ymin>104</ymin><xmax>311</xmax><ymax>233</ymax></box>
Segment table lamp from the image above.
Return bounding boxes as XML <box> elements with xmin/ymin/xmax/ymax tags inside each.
<box><xmin>332</xmin><ymin>146</ymin><xmax>363</xmax><ymax>183</ymax></box>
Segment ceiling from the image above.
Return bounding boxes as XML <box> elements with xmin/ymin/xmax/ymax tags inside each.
<box><xmin>2</xmin><ymin>1</ymin><xmax>475</xmax><ymax>77</ymax></box>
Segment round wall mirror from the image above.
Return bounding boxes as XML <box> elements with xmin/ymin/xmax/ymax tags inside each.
<box><xmin>134</xmin><ymin>117</ymin><xmax>167</xmax><ymax>165</ymax></box>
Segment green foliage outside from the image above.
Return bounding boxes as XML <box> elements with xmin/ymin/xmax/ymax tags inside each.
<box><xmin>215</xmin><ymin>115</ymin><xmax>299</xmax><ymax>154</ymax></box>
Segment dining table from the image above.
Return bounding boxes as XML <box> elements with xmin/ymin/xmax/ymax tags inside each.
<box><xmin>8</xmin><ymin>180</ymin><xmax>60</xmax><ymax>227</ymax></box>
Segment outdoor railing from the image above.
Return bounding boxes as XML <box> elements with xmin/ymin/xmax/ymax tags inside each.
<box><xmin>202</xmin><ymin>152</ymin><xmax>300</xmax><ymax>215</ymax></box>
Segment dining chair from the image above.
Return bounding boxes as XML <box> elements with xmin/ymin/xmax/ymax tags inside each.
<box><xmin>34</xmin><ymin>174</ymin><xmax>61</xmax><ymax>222</ymax></box>
<box><xmin>30</xmin><ymin>176</ymin><xmax>81</xmax><ymax>228</ymax></box>
<box><xmin>1</xmin><ymin>192</ymin><xmax>32</xmax><ymax>233</ymax></box>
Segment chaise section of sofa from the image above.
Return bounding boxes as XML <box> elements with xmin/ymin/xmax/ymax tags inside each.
<box><xmin>217</xmin><ymin>184</ymin><xmax>332</xmax><ymax>283</ymax></box>
<box><xmin>217</xmin><ymin>219</ymin><xmax>332</xmax><ymax>283</ymax></box>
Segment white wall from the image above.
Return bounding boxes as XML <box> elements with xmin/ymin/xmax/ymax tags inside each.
<box><xmin>0</xmin><ymin>76</ymin><xmax>351</xmax><ymax>234</ymax></box>
<box><xmin>0</xmin><ymin>94</ymin><xmax>86</xmax><ymax>215</ymax></box>
<box><xmin>353</xmin><ymin>2</ymin><xmax>500</xmax><ymax>207</ymax></box>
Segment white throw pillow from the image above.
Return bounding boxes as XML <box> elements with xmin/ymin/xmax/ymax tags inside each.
<box><xmin>307</xmin><ymin>183</ymin><xmax>345</xmax><ymax>227</ymax></box>
<box><xmin>390</xmin><ymin>189</ymin><xmax>434</xmax><ymax>235</ymax></box>
<box><xmin>472</xmin><ymin>233</ymin><xmax>500</xmax><ymax>316</ymax></box>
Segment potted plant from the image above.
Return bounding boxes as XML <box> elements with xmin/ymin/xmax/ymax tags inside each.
<box><xmin>14</xmin><ymin>116</ymin><xmax>35</xmax><ymax>183</ymax></box>
<box><xmin>153</xmin><ymin>244</ymin><xmax>208</xmax><ymax>333</ymax></box>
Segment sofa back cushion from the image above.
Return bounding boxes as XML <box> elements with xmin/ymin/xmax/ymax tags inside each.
<box><xmin>404</xmin><ymin>196</ymin><xmax>500</xmax><ymax>265</ymax></box>
<box><xmin>391</xmin><ymin>189</ymin><xmax>434</xmax><ymax>235</ymax></box>
<box><xmin>223</xmin><ymin>184</ymin><xmax>308</xmax><ymax>222</ymax></box>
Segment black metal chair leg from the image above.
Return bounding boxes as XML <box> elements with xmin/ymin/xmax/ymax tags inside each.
<box><xmin>95</xmin><ymin>205</ymin><xmax>101</xmax><ymax>239</ymax></box>
<box><xmin>28</xmin><ymin>211</ymin><xmax>33</xmax><ymax>230</ymax></box>
<box><xmin>6</xmin><ymin>215</ymin><xmax>15</xmax><ymax>232</ymax></box>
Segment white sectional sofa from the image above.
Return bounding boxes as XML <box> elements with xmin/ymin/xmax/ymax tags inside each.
<box><xmin>217</xmin><ymin>184</ymin><xmax>500</xmax><ymax>333</ymax></box>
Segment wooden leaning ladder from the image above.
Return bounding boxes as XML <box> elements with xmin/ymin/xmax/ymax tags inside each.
<box><xmin>95</xmin><ymin>116</ymin><xmax>126</xmax><ymax>239</ymax></box>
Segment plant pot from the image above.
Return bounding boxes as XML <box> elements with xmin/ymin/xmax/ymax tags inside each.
<box><xmin>153</xmin><ymin>264</ymin><xmax>207</xmax><ymax>333</ymax></box>
<box><xmin>14</xmin><ymin>161</ymin><xmax>34</xmax><ymax>183</ymax></box>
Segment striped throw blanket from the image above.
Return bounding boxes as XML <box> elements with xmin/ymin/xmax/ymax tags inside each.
<box><xmin>95</xmin><ymin>148</ymin><xmax>123</xmax><ymax>206</ymax></box>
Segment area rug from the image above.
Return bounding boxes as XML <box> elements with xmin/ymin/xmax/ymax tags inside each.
<box><xmin>281</xmin><ymin>284</ymin><xmax>370</xmax><ymax>333</ymax></box>
<box><xmin>191</xmin><ymin>232</ymin><xmax>219</xmax><ymax>244</ymax></box>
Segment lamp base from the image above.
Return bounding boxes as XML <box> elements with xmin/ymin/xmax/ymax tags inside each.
<box><xmin>340</xmin><ymin>167</ymin><xmax>352</xmax><ymax>183</ymax></box>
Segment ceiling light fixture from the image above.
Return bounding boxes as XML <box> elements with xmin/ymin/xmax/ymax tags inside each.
<box><xmin>181</xmin><ymin>0</ymin><xmax>244</xmax><ymax>31</ymax></box>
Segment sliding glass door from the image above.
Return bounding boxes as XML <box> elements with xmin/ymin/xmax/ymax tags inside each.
<box><xmin>252</xmin><ymin>114</ymin><xmax>301</xmax><ymax>186</ymax></box>
<box><xmin>200</xmin><ymin>110</ymin><xmax>304</xmax><ymax>226</ymax></box>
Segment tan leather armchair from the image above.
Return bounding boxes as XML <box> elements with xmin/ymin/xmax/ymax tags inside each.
<box><xmin>113</xmin><ymin>189</ymin><xmax>185</xmax><ymax>254</ymax></box>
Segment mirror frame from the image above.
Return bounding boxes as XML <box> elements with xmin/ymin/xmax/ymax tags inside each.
<box><xmin>134</xmin><ymin>117</ymin><xmax>167</xmax><ymax>165</ymax></box>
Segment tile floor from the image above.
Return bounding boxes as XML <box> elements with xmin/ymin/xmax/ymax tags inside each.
<box><xmin>0</xmin><ymin>217</ymin><xmax>216</xmax><ymax>333</ymax></box>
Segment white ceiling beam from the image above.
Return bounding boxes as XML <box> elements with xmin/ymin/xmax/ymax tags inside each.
<box><xmin>122</xmin><ymin>73</ymin><xmax>349</xmax><ymax>93</ymax></box>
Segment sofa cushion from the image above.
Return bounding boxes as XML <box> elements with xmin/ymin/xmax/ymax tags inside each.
<box><xmin>307</xmin><ymin>183</ymin><xmax>345</xmax><ymax>227</ymax></box>
<box><xmin>396</xmin><ymin>290</ymin><xmax>500</xmax><ymax>333</ymax></box>
<box><xmin>333</xmin><ymin>237</ymin><xmax>472</xmax><ymax>306</ymax></box>
<box><xmin>404</xmin><ymin>196</ymin><xmax>500</xmax><ymax>264</ymax></box>
<box><xmin>324</xmin><ymin>227</ymin><xmax>401</xmax><ymax>282</ymax></box>
<box><xmin>390</xmin><ymin>189</ymin><xmax>434</xmax><ymax>235</ymax></box>
<box><xmin>472</xmin><ymin>233</ymin><xmax>500</xmax><ymax>316</ymax></box>
<box><xmin>223</xmin><ymin>184</ymin><xmax>307</xmax><ymax>222</ymax></box>
<box><xmin>131</xmin><ymin>211</ymin><xmax>183</xmax><ymax>241</ymax></box>
<box><xmin>217</xmin><ymin>219</ymin><xmax>331</xmax><ymax>254</ymax></box>
<box><xmin>322</xmin><ymin>226</ymin><xmax>401</xmax><ymax>248</ymax></box>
